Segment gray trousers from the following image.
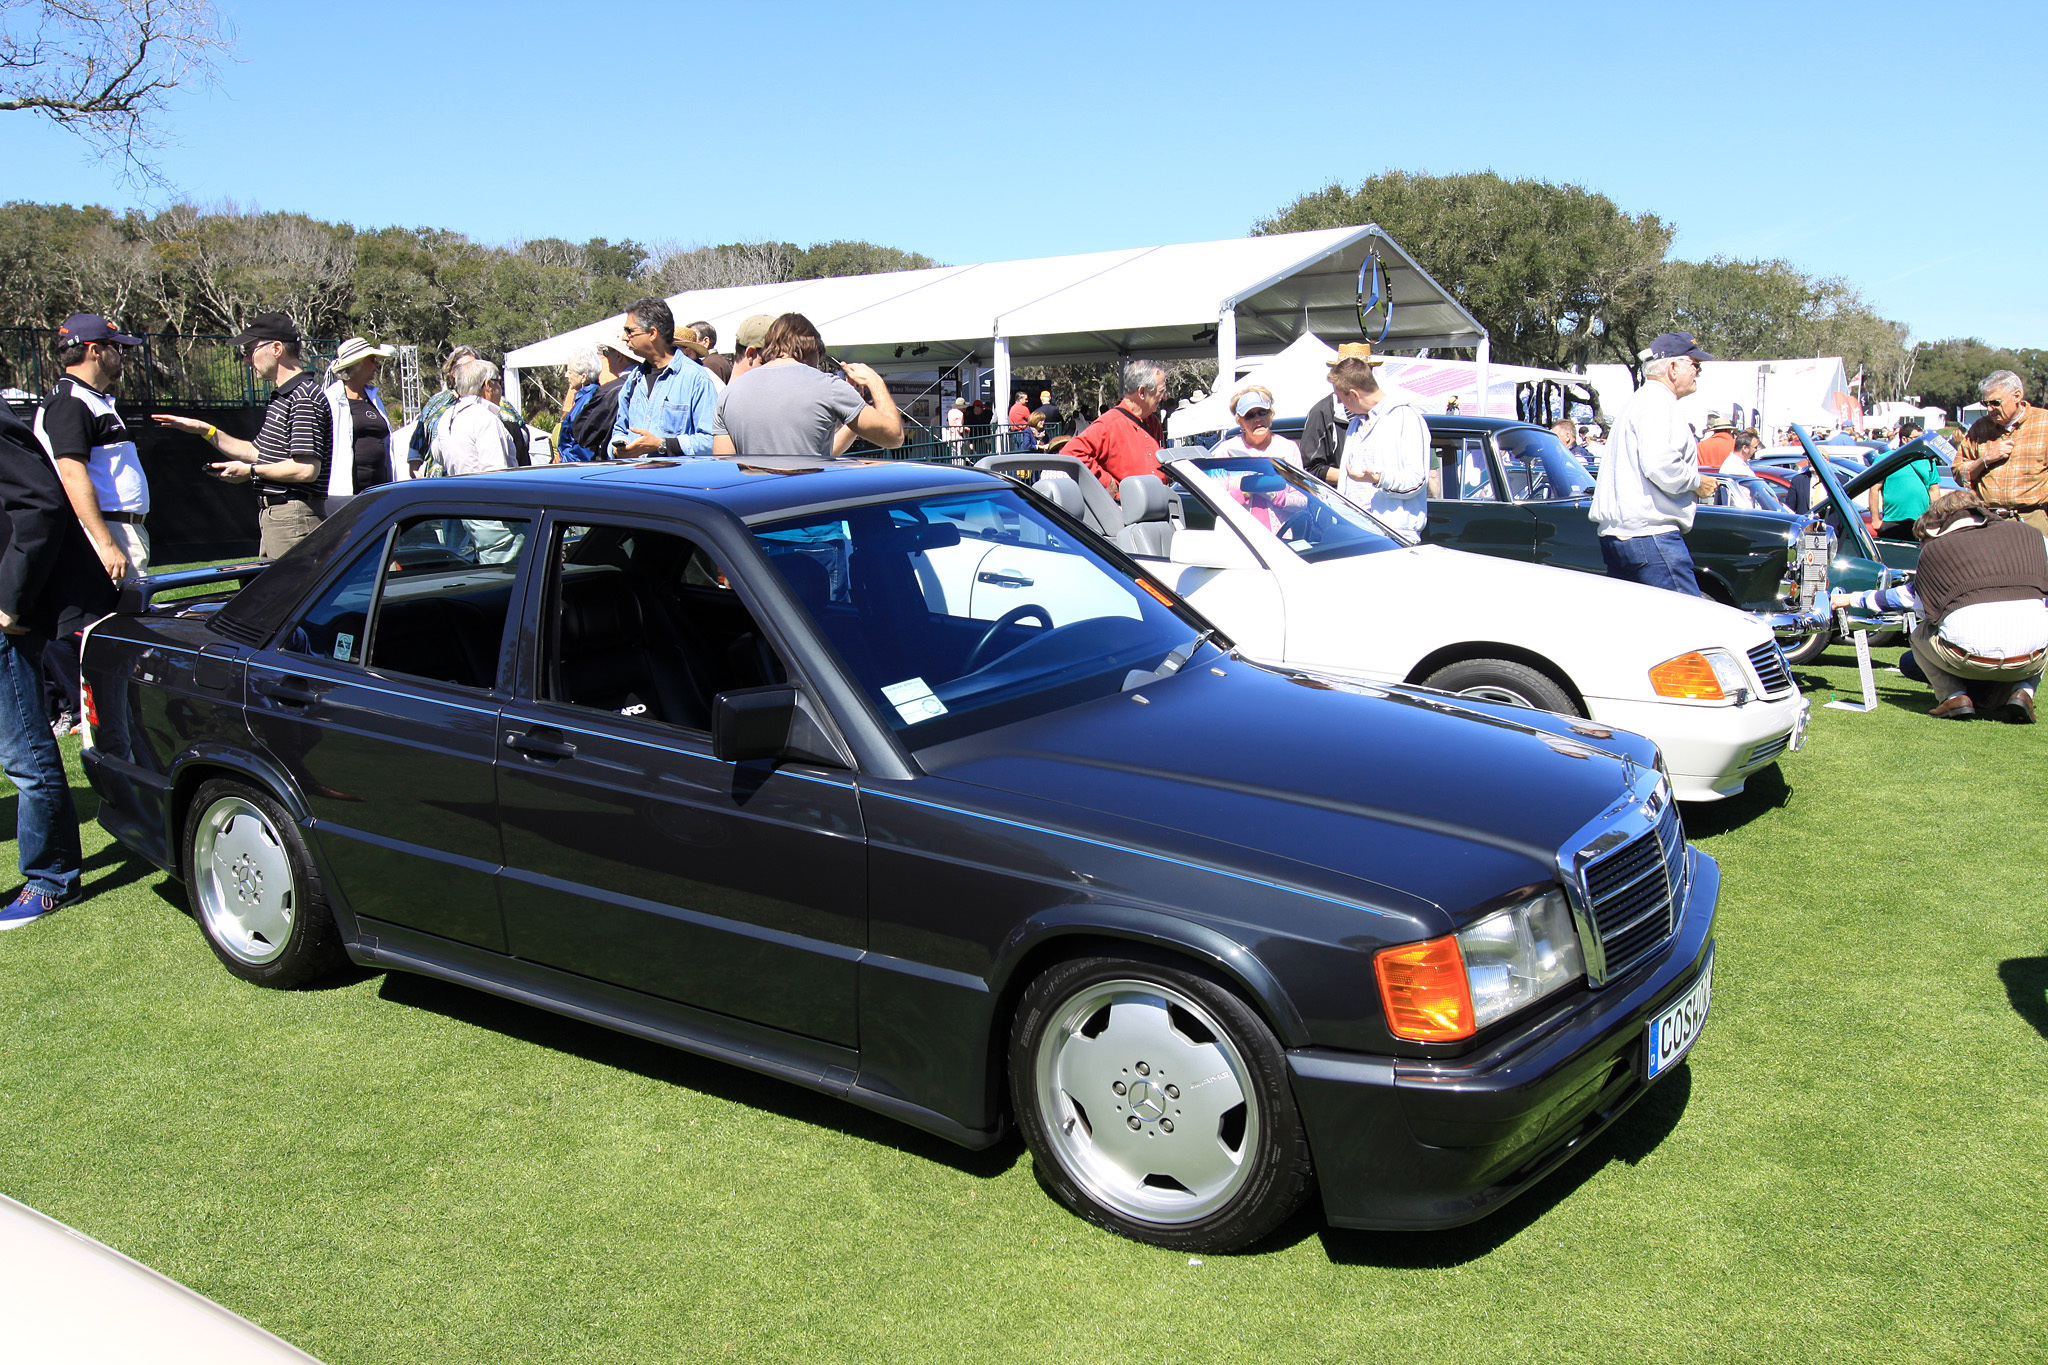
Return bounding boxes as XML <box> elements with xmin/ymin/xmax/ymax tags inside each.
<box><xmin>1910</xmin><ymin>622</ymin><xmax>2044</xmax><ymax>701</ymax></box>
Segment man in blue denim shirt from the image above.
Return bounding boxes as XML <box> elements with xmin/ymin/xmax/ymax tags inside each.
<box><xmin>610</xmin><ymin>297</ymin><xmax>718</xmax><ymax>457</ymax></box>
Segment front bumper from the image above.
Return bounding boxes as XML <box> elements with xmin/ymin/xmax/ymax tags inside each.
<box><xmin>1757</xmin><ymin>608</ymin><xmax>1827</xmax><ymax>641</ymax></box>
<box><xmin>1288</xmin><ymin>848</ymin><xmax>1719</xmax><ymax>1231</ymax></box>
<box><xmin>1587</xmin><ymin>691</ymin><xmax>1807</xmax><ymax>802</ymax></box>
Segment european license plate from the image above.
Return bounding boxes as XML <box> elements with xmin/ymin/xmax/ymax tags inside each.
<box><xmin>1646</xmin><ymin>954</ymin><xmax>1712</xmax><ymax>1079</ymax></box>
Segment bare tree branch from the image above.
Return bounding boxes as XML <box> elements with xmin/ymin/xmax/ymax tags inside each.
<box><xmin>1</xmin><ymin>0</ymin><xmax>229</xmax><ymax>180</ymax></box>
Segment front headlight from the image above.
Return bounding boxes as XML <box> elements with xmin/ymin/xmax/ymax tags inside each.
<box><xmin>1374</xmin><ymin>889</ymin><xmax>1587</xmax><ymax>1041</ymax></box>
<box><xmin>1459</xmin><ymin>890</ymin><xmax>1586</xmax><ymax>1029</ymax></box>
<box><xmin>1647</xmin><ymin>648</ymin><xmax>1749</xmax><ymax>701</ymax></box>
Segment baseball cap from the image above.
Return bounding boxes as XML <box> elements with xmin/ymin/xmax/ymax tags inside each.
<box><xmin>1647</xmin><ymin>332</ymin><xmax>1713</xmax><ymax>362</ymax></box>
<box><xmin>57</xmin><ymin>313</ymin><xmax>142</xmax><ymax>347</ymax></box>
<box><xmin>734</xmin><ymin>314</ymin><xmax>774</xmax><ymax>351</ymax></box>
<box><xmin>226</xmin><ymin>311</ymin><xmax>302</xmax><ymax>348</ymax></box>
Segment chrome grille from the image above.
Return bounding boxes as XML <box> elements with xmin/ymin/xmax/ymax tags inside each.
<box><xmin>1579</xmin><ymin>799</ymin><xmax>1684</xmax><ymax>980</ymax></box>
<box><xmin>1747</xmin><ymin>641</ymin><xmax>1793</xmax><ymax>696</ymax></box>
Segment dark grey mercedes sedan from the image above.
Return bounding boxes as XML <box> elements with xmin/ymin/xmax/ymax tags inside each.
<box><xmin>78</xmin><ymin>455</ymin><xmax>1717</xmax><ymax>1251</ymax></box>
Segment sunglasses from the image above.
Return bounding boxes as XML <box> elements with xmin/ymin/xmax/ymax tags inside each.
<box><xmin>1239</xmin><ymin>408</ymin><xmax>1273</xmax><ymax>420</ymax></box>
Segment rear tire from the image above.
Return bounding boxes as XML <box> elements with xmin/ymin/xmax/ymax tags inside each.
<box><xmin>1424</xmin><ymin>657</ymin><xmax>1579</xmax><ymax>715</ymax></box>
<box><xmin>1010</xmin><ymin>955</ymin><xmax>1313</xmax><ymax>1252</ymax></box>
<box><xmin>184</xmin><ymin>779</ymin><xmax>345</xmax><ymax>988</ymax></box>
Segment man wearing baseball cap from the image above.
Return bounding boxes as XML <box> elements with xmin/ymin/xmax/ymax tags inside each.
<box><xmin>1590</xmin><ymin>332</ymin><xmax>1720</xmax><ymax>595</ymax></box>
<box><xmin>154</xmin><ymin>311</ymin><xmax>333</xmax><ymax>558</ymax></box>
<box><xmin>32</xmin><ymin>314</ymin><xmax>150</xmax><ymax>585</ymax></box>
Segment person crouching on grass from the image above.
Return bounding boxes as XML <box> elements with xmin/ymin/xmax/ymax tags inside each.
<box><xmin>1834</xmin><ymin>489</ymin><xmax>2048</xmax><ymax>723</ymax></box>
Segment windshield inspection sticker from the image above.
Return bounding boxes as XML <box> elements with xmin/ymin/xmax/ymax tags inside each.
<box><xmin>881</xmin><ymin>677</ymin><xmax>948</xmax><ymax>725</ymax></box>
<box><xmin>333</xmin><ymin>633</ymin><xmax>355</xmax><ymax>661</ymax></box>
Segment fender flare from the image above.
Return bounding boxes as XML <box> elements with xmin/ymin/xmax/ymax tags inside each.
<box><xmin>163</xmin><ymin>744</ymin><xmax>314</xmax><ymax>870</ymax></box>
<box><xmin>988</xmin><ymin>902</ymin><xmax>1311</xmax><ymax>1049</ymax></box>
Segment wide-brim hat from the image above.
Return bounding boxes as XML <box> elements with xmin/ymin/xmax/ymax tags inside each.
<box><xmin>1327</xmin><ymin>341</ymin><xmax>1386</xmax><ymax>367</ymax></box>
<box><xmin>673</xmin><ymin>326</ymin><xmax>710</xmax><ymax>359</ymax></box>
<box><xmin>331</xmin><ymin>337</ymin><xmax>394</xmax><ymax>372</ymax></box>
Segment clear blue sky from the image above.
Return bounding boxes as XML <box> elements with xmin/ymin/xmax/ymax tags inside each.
<box><xmin>5</xmin><ymin>0</ymin><xmax>2037</xmax><ymax>348</ymax></box>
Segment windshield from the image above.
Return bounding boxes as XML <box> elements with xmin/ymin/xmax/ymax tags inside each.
<box><xmin>1177</xmin><ymin>455</ymin><xmax>1408</xmax><ymax>562</ymax></box>
<box><xmin>1494</xmin><ymin>427</ymin><xmax>1596</xmax><ymax>500</ymax></box>
<box><xmin>753</xmin><ymin>487</ymin><xmax>1210</xmax><ymax>748</ymax></box>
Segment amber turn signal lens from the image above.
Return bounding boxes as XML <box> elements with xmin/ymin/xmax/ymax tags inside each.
<box><xmin>1374</xmin><ymin>935</ymin><xmax>1475</xmax><ymax>1041</ymax></box>
<box><xmin>1648</xmin><ymin>651</ymin><xmax>1725</xmax><ymax>701</ymax></box>
<box><xmin>1137</xmin><ymin>578</ymin><xmax>1177</xmax><ymax>607</ymax></box>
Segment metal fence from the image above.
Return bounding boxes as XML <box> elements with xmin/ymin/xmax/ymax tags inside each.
<box><xmin>853</xmin><ymin>421</ymin><xmax>1070</xmax><ymax>465</ymax></box>
<box><xmin>0</xmin><ymin>328</ymin><xmax>345</xmax><ymax>409</ymax></box>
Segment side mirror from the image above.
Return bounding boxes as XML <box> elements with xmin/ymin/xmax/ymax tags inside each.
<box><xmin>1169</xmin><ymin>528</ymin><xmax>1260</xmax><ymax>571</ymax></box>
<box><xmin>712</xmin><ymin>684</ymin><xmax>853</xmax><ymax>768</ymax></box>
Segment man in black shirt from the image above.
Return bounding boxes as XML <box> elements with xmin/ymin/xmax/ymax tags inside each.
<box><xmin>32</xmin><ymin>313</ymin><xmax>150</xmax><ymax>583</ymax></box>
<box><xmin>154</xmin><ymin>312</ymin><xmax>332</xmax><ymax>559</ymax></box>
<box><xmin>0</xmin><ymin>404</ymin><xmax>117</xmax><ymax>929</ymax></box>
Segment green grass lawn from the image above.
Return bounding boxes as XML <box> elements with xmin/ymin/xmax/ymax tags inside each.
<box><xmin>2</xmin><ymin>643</ymin><xmax>2043</xmax><ymax>1363</ymax></box>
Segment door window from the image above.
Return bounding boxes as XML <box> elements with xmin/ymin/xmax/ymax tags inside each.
<box><xmin>280</xmin><ymin>514</ymin><xmax>529</xmax><ymax>690</ymax></box>
<box><xmin>1430</xmin><ymin>435</ymin><xmax>1498</xmax><ymax>501</ymax></box>
<box><xmin>543</xmin><ymin>522</ymin><xmax>787</xmax><ymax>733</ymax></box>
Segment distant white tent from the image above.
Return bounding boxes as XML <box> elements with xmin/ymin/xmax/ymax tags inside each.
<box><xmin>1167</xmin><ymin>334</ymin><xmax>1591</xmax><ymax>438</ymax></box>
<box><xmin>501</xmin><ymin>226</ymin><xmax>1490</xmax><ymax>418</ymax></box>
<box><xmin>1586</xmin><ymin>358</ymin><xmax>1859</xmax><ymax>436</ymax></box>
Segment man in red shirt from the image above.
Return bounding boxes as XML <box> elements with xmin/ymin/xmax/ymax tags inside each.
<box><xmin>1006</xmin><ymin>390</ymin><xmax>1033</xmax><ymax>451</ymax></box>
<box><xmin>1696</xmin><ymin>413</ymin><xmax>1736</xmax><ymax>471</ymax></box>
<box><xmin>1065</xmin><ymin>359</ymin><xmax>1169</xmax><ymax>493</ymax></box>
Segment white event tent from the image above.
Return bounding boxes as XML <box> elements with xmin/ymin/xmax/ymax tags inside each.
<box><xmin>1585</xmin><ymin>358</ymin><xmax>1860</xmax><ymax>438</ymax></box>
<box><xmin>502</xmin><ymin>226</ymin><xmax>1489</xmax><ymax>417</ymax></box>
<box><xmin>1168</xmin><ymin>333</ymin><xmax>1593</xmax><ymax>439</ymax></box>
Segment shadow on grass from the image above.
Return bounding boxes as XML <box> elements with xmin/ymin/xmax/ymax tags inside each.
<box><xmin>1682</xmin><ymin>764</ymin><xmax>1792</xmax><ymax>838</ymax></box>
<box><xmin>375</xmin><ymin>971</ymin><xmax>1025</xmax><ymax>1178</ymax></box>
<box><xmin>1998</xmin><ymin>958</ymin><xmax>2048</xmax><ymax>1041</ymax></box>
<box><xmin>1282</xmin><ymin>1064</ymin><xmax>1694</xmax><ymax>1268</ymax></box>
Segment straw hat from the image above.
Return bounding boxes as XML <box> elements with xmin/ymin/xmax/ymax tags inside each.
<box><xmin>673</xmin><ymin>326</ymin><xmax>711</xmax><ymax>359</ymax></box>
<box><xmin>330</xmin><ymin>336</ymin><xmax>393</xmax><ymax>374</ymax></box>
<box><xmin>1326</xmin><ymin>341</ymin><xmax>1386</xmax><ymax>367</ymax></box>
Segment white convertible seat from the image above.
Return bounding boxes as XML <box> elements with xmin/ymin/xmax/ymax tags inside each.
<box><xmin>1116</xmin><ymin>475</ymin><xmax>1175</xmax><ymax>557</ymax></box>
<box><xmin>1033</xmin><ymin>474</ymin><xmax>1085</xmax><ymax>518</ymax></box>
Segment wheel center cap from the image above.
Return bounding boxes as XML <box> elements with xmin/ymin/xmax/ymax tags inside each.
<box><xmin>230</xmin><ymin>853</ymin><xmax>263</xmax><ymax>905</ymax></box>
<box><xmin>1128</xmin><ymin>1080</ymin><xmax>1167</xmax><ymax>1122</ymax></box>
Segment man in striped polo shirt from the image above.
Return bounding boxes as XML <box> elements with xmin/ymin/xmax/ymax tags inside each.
<box><xmin>154</xmin><ymin>312</ymin><xmax>333</xmax><ymax>559</ymax></box>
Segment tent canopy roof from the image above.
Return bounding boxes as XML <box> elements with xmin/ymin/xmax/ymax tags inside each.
<box><xmin>505</xmin><ymin>226</ymin><xmax>1486</xmax><ymax>372</ymax></box>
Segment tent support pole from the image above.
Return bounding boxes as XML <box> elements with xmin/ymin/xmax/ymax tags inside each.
<box><xmin>1217</xmin><ymin>307</ymin><xmax>1237</xmax><ymax>391</ymax></box>
<box><xmin>993</xmin><ymin>336</ymin><xmax>1012</xmax><ymax>433</ymax></box>
<box><xmin>1474</xmin><ymin>337</ymin><xmax>1490</xmax><ymax>417</ymax></box>
<box><xmin>504</xmin><ymin>365</ymin><xmax>523</xmax><ymax>418</ymax></box>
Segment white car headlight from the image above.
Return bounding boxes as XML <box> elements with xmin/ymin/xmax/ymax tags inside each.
<box><xmin>1457</xmin><ymin>889</ymin><xmax>1586</xmax><ymax>1029</ymax></box>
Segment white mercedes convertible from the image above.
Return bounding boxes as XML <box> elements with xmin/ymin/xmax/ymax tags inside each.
<box><xmin>976</xmin><ymin>452</ymin><xmax>1807</xmax><ymax>802</ymax></box>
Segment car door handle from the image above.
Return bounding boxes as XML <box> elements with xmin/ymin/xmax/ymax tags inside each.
<box><xmin>254</xmin><ymin>677</ymin><xmax>321</xmax><ymax>706</ymax></box>
<box><xmin>977</xmin><ymin>571</ymin><xmax>1034</xmax><ymax>588</ymax></box>
<box><xmin>504</xmin><ymin>730</ymin><xmax>577</xmax><ymax>760</ymax></box>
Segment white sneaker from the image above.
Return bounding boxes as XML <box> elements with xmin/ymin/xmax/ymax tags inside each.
<box><xmin>50</xmin><ymin>712</ymin><xmax>76</xmax><ymax>739</ymax></box>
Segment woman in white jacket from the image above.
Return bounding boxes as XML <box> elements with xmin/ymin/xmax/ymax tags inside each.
<box><xmin>323</xmin><ymin>337</ymin><xmax>407</xmax><ymax>504</ymax></box>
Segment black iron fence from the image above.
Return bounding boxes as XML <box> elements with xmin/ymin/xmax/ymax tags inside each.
<box><xmin>0</xmin><ymin>328</ymin><xmax>342</xmax><ymax>409</ymax></box>
<box><xmin>853</xmin><ymin>420</ymin><xmax>1070</xmax><ymax>465</ymax></box>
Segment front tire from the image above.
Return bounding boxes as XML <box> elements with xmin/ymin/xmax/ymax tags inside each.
<box><xmin>184</xmin><ymin>779</ymin><xmax>345</xmax><ymax>988</ymax></box>
<box><xmin>1781</xmin><ymin>627</ymin><xmax>1834</xmax><ymax>667</ymax></box>
<box><xmin>1423</xmin><ymin>657</ymin><xmax>1580</xmax><ymax>714</ymax></box>
<box><xmin>1009</xmin><ymin>955</ymin><xmax>1313</xmax><ymax>1251</ymax></box>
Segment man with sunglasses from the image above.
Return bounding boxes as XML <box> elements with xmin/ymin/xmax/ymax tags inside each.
<box><xmin>1956</xmin><ymin>371</ymin><xmax>2048</xmax><ymax>537</ymax></box>
<box><xmin>153</xmin><ymin>312</ymin><xmax>332</xmax><ymax>559</ymax></box>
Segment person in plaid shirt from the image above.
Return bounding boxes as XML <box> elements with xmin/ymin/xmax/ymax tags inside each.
<box><xmin>1956</xmin><ymin>370</ymin><xmax>2048</xmax><ymax>537</ymax></box>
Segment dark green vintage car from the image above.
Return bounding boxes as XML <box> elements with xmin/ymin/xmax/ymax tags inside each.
<box><xmin>1414</xmin><ymin>417</ymin><xmax>1831</xmax><ymax>645</ymax></box>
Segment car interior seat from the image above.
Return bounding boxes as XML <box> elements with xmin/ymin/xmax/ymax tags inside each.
<box><xmin>1115</xmin><ymin>475</ymin><xmax>1175</xmax><ymax>557</ymax></box>
<box><xmin>556</xmin><ymin>570</ymin><xmax>707</xmax><ymax>727</ymax></box>
<box><xmin>1033</xmin><ymin>474</ymin><xmax>1085</xmax><ymax>518</ymax></box>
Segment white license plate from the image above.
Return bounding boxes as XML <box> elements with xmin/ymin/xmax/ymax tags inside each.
<box><xmin>1646</xmin><ymin>954</ymin><xmax>1712</xmax><ymax>1079</ymax></box>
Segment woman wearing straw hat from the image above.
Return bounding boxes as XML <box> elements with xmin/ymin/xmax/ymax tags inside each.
<box><xmin>323</xmin><ymin>336</ymin><xmax>402</xmax><ymax>499</ymax></box>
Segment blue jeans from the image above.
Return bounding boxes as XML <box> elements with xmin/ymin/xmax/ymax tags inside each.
<box><xmin>1600</xmin><ymin>532</ymin><xmax>1703</xmax><ymax>597</ymax></box>
<box><xmin>0</xmin><ymin>631</ymin><xmax>82</xmax><ymax>900</ymax></box>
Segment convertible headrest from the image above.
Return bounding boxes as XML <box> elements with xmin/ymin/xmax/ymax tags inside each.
<box><xmin>1034</xmin><ymin>474</ymin><xmax>1084</xmax><ymax>517</ymax></box>
<box><xmin>1119</xmin><ymin>475</ymin><xmax>1172</xmax><ymax>525</ymax></box>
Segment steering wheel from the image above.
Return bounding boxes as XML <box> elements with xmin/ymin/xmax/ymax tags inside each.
<box><xmin>963</xmin><ymin>604</ymin><xmax>1053</xmax><ymax>672</ymax></box>
<box><xmin>1275</xmin><ymin>509</ymin><xmax>1321</xmax><ymax>543</ymax></box>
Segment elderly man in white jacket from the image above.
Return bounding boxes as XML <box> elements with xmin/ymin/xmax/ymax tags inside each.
<box><xmin>1330</xmin><ymin>347</ymin><xmax>1430</xmax><ymax>537</ymax></box>
<box><xmin>1591</xmin><ymin>332</ymin><xmax>1721</xmax><ymax>595</ymax></box>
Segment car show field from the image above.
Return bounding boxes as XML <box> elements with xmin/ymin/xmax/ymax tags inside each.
<box><xmin>1</xmin><ymin>641</ymin><xmax>2042</xmax><ymax>1364</ymax></box>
